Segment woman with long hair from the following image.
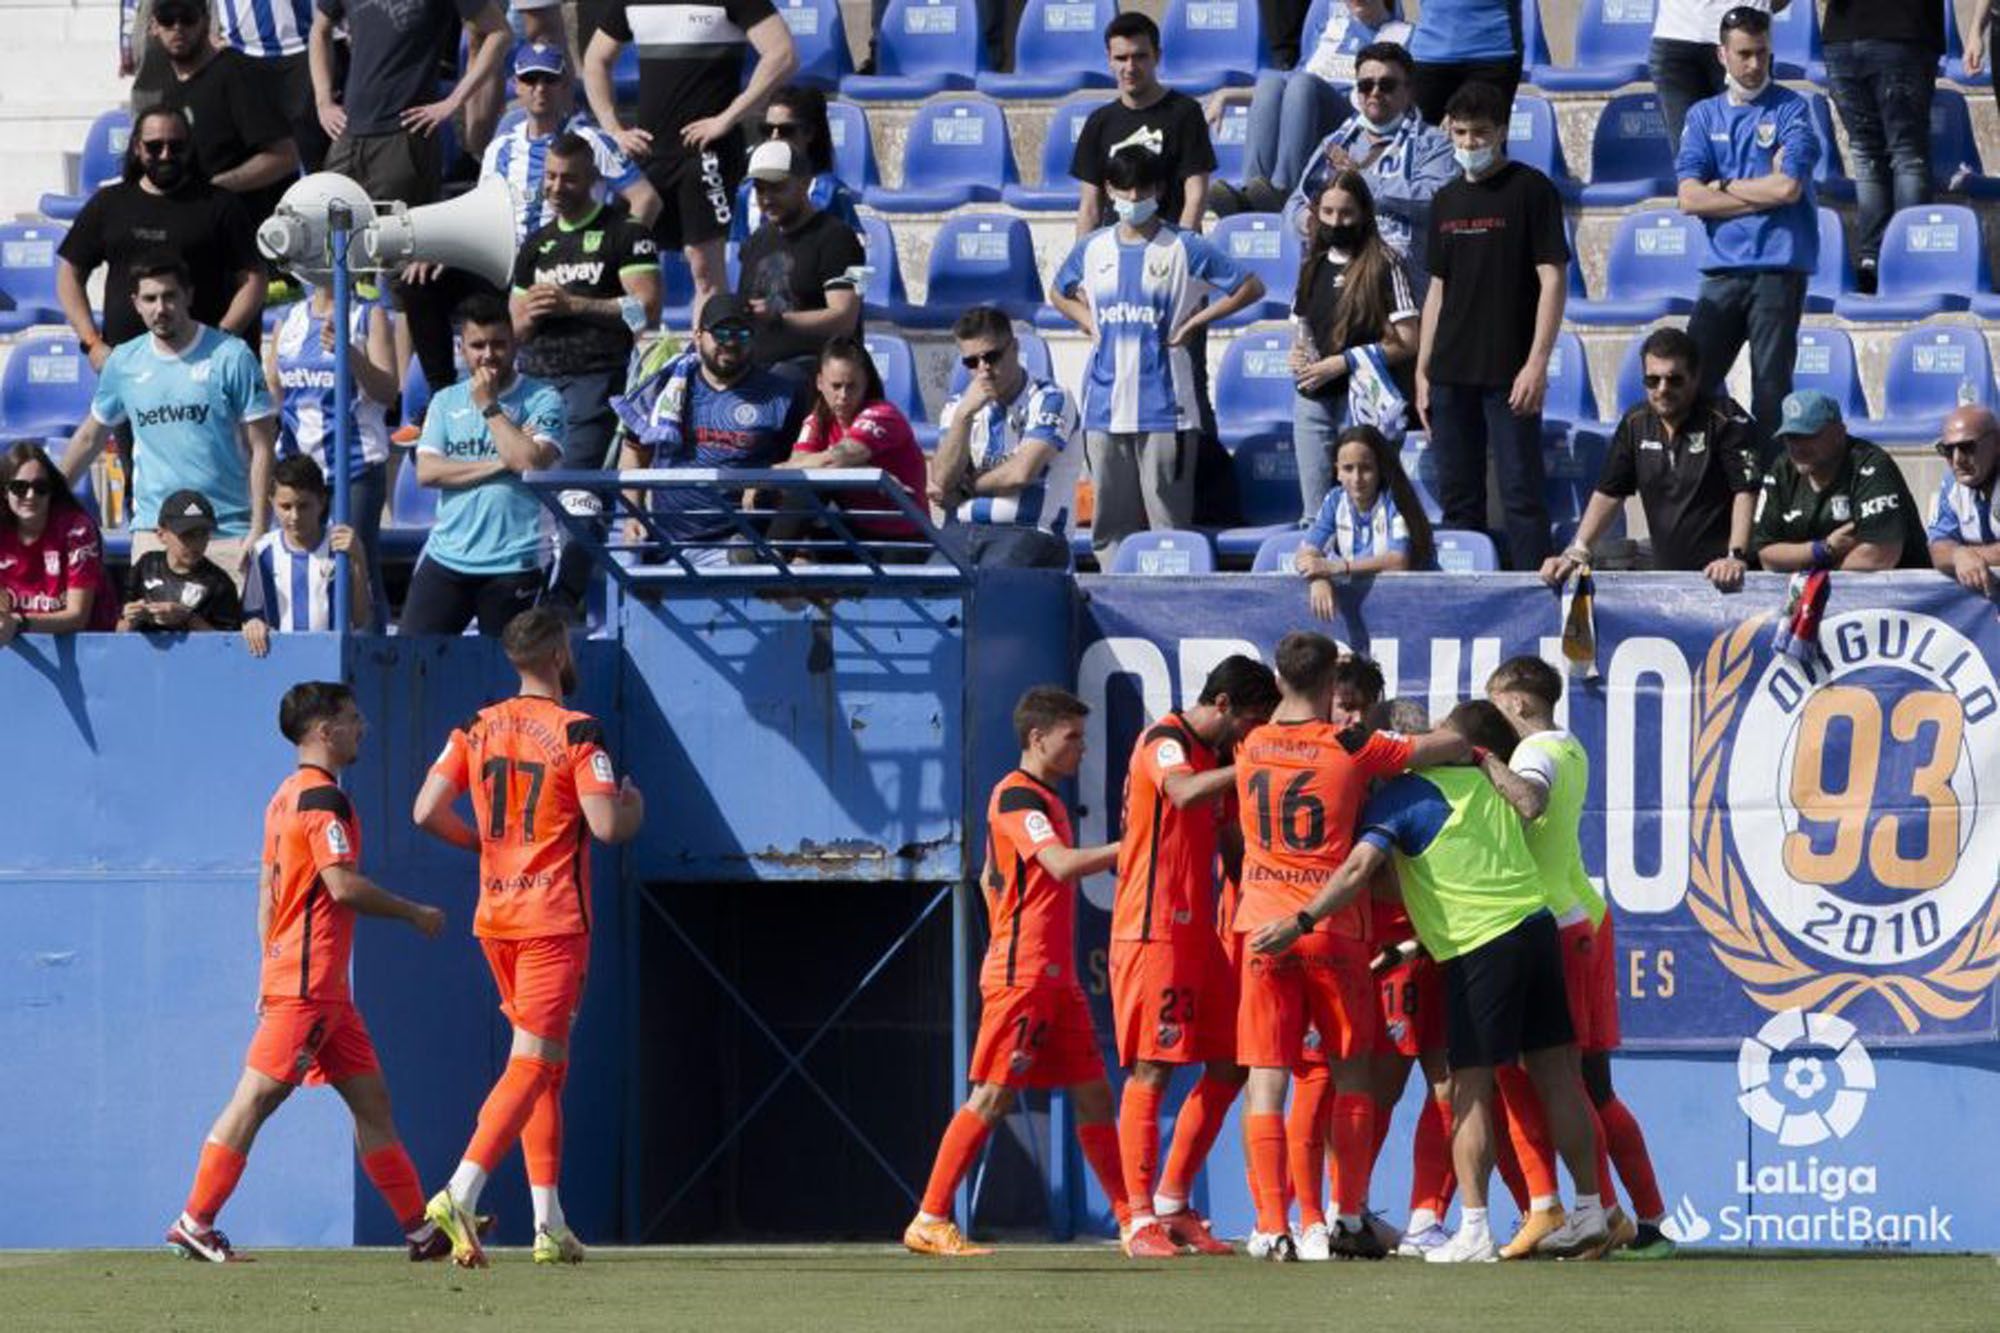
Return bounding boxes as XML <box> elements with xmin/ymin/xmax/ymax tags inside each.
<box><xmin>0</xmin><ymin>440</ymin><xmax>119</xmax><ymax>643</ymax></box>
<box><xmin>734</xmin><ymin>85</ymin><xmax>864</xmax><ymax>239</ymax></box>
<box><xmin>1293</xmin><ymin>424</ymin><xmax>1435</xmax><ymax>619</ymax></box>
<box><xmin>1290</xmin><ymin>170</ymin><xmax>1421</xmax><ymax>520</ymax></box>
<box><xmin>781</xmin><ymin>337</ymin><xmax>929</xmax><ymax>558</ymax></box>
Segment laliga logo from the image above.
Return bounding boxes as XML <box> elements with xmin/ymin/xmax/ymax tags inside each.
<box><xmin>1690</xmin><ymin>612</ymin><xmax>2000</xmax><ymax>1032</ymax></box>
<box><xmin>1737</xmin><ymin>1008</ymin><xmax>1873</xmax><ymax>1147</ymax></box>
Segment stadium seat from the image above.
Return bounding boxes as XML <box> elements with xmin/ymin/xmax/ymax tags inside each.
<box><xmin>1002</xmin><ymin>96</ymin><xmax>1109</xmax><ymax>211</ymax></box>
<box><xmin>1509</xmin><ymin>95</ymin><xmax>1581</xmax><ymax>201</ymax></box>
<box><xmin>1535</xmin><ymin>0</ymin><xmax>1653</xmax><ymax>92</ymax></box>
<box><xmin>1565</xmin><ymin>217</ymin><xmax>1587</xmax><ymax>300</ymax></box>
<box><xmin>1208</xmin><ymin>213</ymin><xmax>1298</xmax><ymax>324</ymax></box>
<box><xmin>1568</xmin><ymin>210</ymin><xmax>1704</xmax><ymax>325</ymax></box>
<box><xmin>1769</xmin><ymin>0</ymin><xmax>1822</xmax><ymax>79</ymax></box>
<box><xmin>842</xmin><ymin>0</ymin><xmax>984</xmax><ymax>99</ymax></box>
<box><xmin>1791</xmin><ymin>328</ymin><xmax>1869</xmax><ymax>422</ymax></box>
<box><xmin>1109</xmin><ymin>528</ymin><xmax>1216</xmax><ymax>574</ymax></box>
<box><xmin>659</xmin><ymin>250</ymin><xmax>697</xmax><ymax>330</ymax></box>
<box><xmin>1400</xmin><ymin>438</ymin><xmax>1443</xmax><ymax>521</ymax></box>
<box><xmin>1210</xmin><ymin>100</ymin><xmax>1251</xmax><ymax>186</ymax></box>
<box><xmin>863</xmin><ymin>96</ymin><xmax>1014</xmax><ymax>212</ymax></box>
<box><xmin>1522</xmin><ymin>0</ymin><xmax>1560</xmax><ymax>85</ymax></box>
<box><xmin>1579</xmin><ymin>93</ymin><xmax>1676</xmax><ymax>206</ymax></box>
<box><xmin>1542</xmin><ymin>331</ymin><xmax>1599</xmax><ymax>427</ymax></box>
<box><xmin>0</xmin><ymin>330</ymin><xmax>95</xmax><ymax>440</ymax></box>
<box><xmin>826</xmin><ymin>101</ymin><xmax>878</xmax><ymax>190</ymax></box>
<box><xmin>774</xmin><ymin>0</ymin><xmax>852</xmax><ymax>89</ymax></box>
<box><xmin>1231</xmin><ymin>430</ymin><xmax>1302</xmax><ymax>525</ymax></box>
<box><xmin>1156</xmin><ymin>0</ymin><xmax>1267</xmax><ymax>95</ymax></box>
<box><xmin>0</xmin><ymin>223</ymin><xmax>69</xmax><ymax>334</ymax></box>
<box><xmin>1433</xmin><ymin>527</ymin><xmax>1500</xmax><ymax>572</ymax></box>
<box><xmin>1249</xmin><ymin>528</ymin><xmax>1307</xmax><ymax>573</ymax></box>
<box><xmin>947</xmin><ymin>329</ymin><xmax>1054</xmax><ymax>394</ymax></box>
<box><xmin>917</xmin><ymin>213</ymin><xmax>1044</xmax><ymax>326</ymax></box>
<box><xmin>391</xmin><ymin>455</ymin><xmax>438</xmax><ymax>527</ymax></box>
<box><xmin>401</xmin><ymin>353</ymin><xmax>432</xmax><ymax>432</ymax></box>
<box><xmin>1931</xmin><ymin>88</ymin><xmax>1994</xmax><ymax>194</ymax></box>
<box><xmin>1543</xmin><ymin>427</ymin><xmax>1608</xmax><ymax>523</ymax></box>
<box><xmin>38</xmin><ymin>108</ymin><xmax>130</xmax><ymax>221</ymax></box>
<box><xmin>857</xmin><ymin>214</ymin><xmax>921</xmax><ymax>325</ymax></box>
<box><xmin>613</xmin><ymin>43</ymin><xmax>639</xmax><ymax>103</ymax></box>
<box><xmin>977</xmin><ymin>0</ymin><xmax>1116</xmax><ymax>98</ymax></box>
<box><xmin>1834</xmin><ymin>205</ymin><xmax>1985</xmax><ymax>322</ymax></box>
<box><xmin>1807</xmin><ymin>206</ymin><xmax>1852</xmax><ymax>313</ymax></box>
<box><xmin>1869</xmin><ymin>324</ymin><xmax>1997</xmax><ymax>445</ymax></box>
<box><xmin>1212</xmin><ymin>329</ymin><xmax>1297</xmax><ymax>431</ymax></box>
<box><xmin>1804</xmin><ymin>94</ymin><xmax>1854</xmax><ymax>204</ymax></box>
<box><xmin>863</xmin><ymin>332</ymin><xmax>934</xmax><ymax>446</ymax></box>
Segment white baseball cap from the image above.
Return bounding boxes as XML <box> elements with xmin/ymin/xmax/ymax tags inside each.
<box><xmin>746</xmin><ymin>140</ymin><xmax>807</xmax><ymax>183</ymax></box>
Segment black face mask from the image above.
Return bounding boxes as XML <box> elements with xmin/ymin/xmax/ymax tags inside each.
<box><xmin>143</xmin><ymin>156</ymin><xmax>188</xmax><ymax>190</ymax></box>
<box><xmin>1318</xmin><ymin>222</ymin><xmax>1366</xmax><ymax>253</ymax></box>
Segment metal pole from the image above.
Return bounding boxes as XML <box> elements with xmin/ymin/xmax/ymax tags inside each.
<box><xmin>328</xmin><ymin>202</ymin><xmax>354</xmax><ymax>637</ymax></box>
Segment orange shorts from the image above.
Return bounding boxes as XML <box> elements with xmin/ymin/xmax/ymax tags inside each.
<box><xmin>1236</xmin><ymin>931</ymin><xmax>1375</xmax><ymax>1069</ymax></box>
<box><xmin>1587</xmin><ymin>915</ymin><xmax>1621</xmax><ymax>1053</ymax></box>
<box><xmin>1375</xmin><ymin>955</ymin><xmax>1445</xmax><ymax>1058</ymax></box>
<box><xmin>969</xmin><ymin>983</ymin><xmax>1106</xmax><ymax>1089</ymax></box>
<box><xmin>1558</xmin><ymin>918</ymin><xmax>1599</xmax><ymax>1052</ymax></box>
<box><xmin>245</xmin><ymin>998</ymin><xmax>380</xmax><ymax>1086</ymax></box>
<box><xmin>481</xmin><ymin>933</ymin><xmax>590</xmax><ymax>1042</ymax></box>
<box><xmin>1110</xmin><ymin>937</ymin><xmax>1234</xmax><ymax>1066</ymax></box>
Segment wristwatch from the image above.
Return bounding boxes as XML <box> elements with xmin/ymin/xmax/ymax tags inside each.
<box><xmin>1294</xmin><ymin>910</ymin><xmax>1315</xmax><ymax>936</ymax></box>
<box><xmin>1729</xmin><ymin>546</ymin><xmax>1748</xmax><ymax>562</ymax></box>
<box><xmin>481</xmin><ymin>402</ymin><xmax>505</xmax><ymax>420</ymax></box>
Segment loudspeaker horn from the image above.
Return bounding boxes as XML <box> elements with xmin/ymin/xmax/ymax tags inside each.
<box><xmin>361</xmin><ymin>174</ymin><xmax>519</xmax><ymax>288</ymax></box>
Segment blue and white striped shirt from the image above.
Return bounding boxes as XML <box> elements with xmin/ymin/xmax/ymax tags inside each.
<box><xmin>125</xmin><ymin>0</ymin><xmax>315</xmax><ymax>58</ymax></box>
<box><xmin>274</xmin><ymin>298</ymin><xmax>392</xmax><ymax>477</ymax></box>
<box><xmin>938</xmin><ymin>377</ymin><xmax>1082</xmax><ymax>538</ymax></box>
<box><xmin>244</xmin><ymin>527</ymin><xmax>340</xmax><ymax>632</ymax></box>
<box><xmin>1927</xmin><ymin>472</ymin><xmax>2000</xmax><ymax>546</ymax></box>
<box><xmin>480</xmin><ymin>115</ymin><xmax>643</xmax><ymax>246</ymax></box>
<box><xmin>1303</xmin><ymin>488</ymin><xmax>1409</xmax><ymax>561</ymax></box>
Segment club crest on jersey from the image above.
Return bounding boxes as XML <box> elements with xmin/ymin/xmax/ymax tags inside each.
<box><xmin>44</xmin><ymin>549</ymin><xmax>60</xmax><ymax>576</ymax></box>
<box><xmin>1829</xmin><ymin>494</ymin><xmax>1851</xmax><ymax>523</ymax></box>
<box><xmin>1009</xmin><ymin>1048</ymin><xmax>1034</xmax><ymax>1073</ymax></box>
<box><xmin>1690</xmin><ymin>612</ymin><xmax>2000</xmax><ymax>1035</ymax></box>
<box><xmin>1156</xmin><ymin>1021</ymin><xmax>1183</xmax><ymax>1050</ymax></box>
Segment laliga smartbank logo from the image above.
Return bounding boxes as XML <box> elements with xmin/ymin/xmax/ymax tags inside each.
<box><xmin>1659</xmin><ymin>1009</ymin><xmax>1953</xmax><ymax>1247</ymax></box>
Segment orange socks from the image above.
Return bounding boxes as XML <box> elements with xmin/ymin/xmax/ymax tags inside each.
<box><xmin>1410</xmin><ymin>1094</ymin><xmax>1456</xmax><ymax>1217</ymax></box>
<box><xmin>1246</xmin><ymin>1112</ymin><xmax>1289</xmax><ymax>1236</ymax></box>
<box><xmin>1286</xmin><ymin>1066</ymin><xmax>1332</xmax><ymax>1227</ymax></box>
<box><xmin>919</xmin><ymin>1108</ymin><xmax>993</xmax><ymax>1217</ymax></box>
<box><xmin>1158</xmin><ymin>1075</ymin><xmax>1238</xmax><ymax>1204</ymax></box>
<box><xmin>1494</xmin><ymin>1066</ymin><xmax>1559</xmax><ymax>1201</ymax></box>
<box><xmin>184</xmin><ymin>1139</ymin><xmax>248</xmax><ymax>1226</ymax></box>
<box><xmin>1328</xmin><ymin>1093</ymin><xmax>1375</xmax><ymax>1219</ymax></box>
<box><xmin>1117</xmin><ymin>1080</ymin><xmax>1163</xmax><ymax>1217</ymax></box>
<box><xmin>360</xmin><ymin>1144</ymin><xmax>427</xmax><ymax>1233</ymax></box>
<box><xmin>1599</xmin><ymin>1095</ymin><xmax>1665</xmax><ymax>1219</ymax></box>
<box><xmin>1075</xmin><ymin>1121</ymin><xmax>1130</xmax><ymax>1229</ymax></box>
<box><xmin>523</xmin><ymin>1062</ymin><xmax>568</xmax><ymax>1188</ymax></box>
<box><xmin>465</xmin><ymin>1056</ymin><xmax>559</xmax><ymax>1173</ymax></box>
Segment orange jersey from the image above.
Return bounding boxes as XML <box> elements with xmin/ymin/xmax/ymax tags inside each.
<box><xmin>430</xmin><ymin>696</ymin><xmax>620</xmax><ymax>940</ymax></box>
<box><xmin>1234</xmin><ymin>720</ymin><xmax>1413</xmax><ymax>939</ymax></box>
<box><xmin>1112</xmin><ymin>713</ymin><xmax>1223</xmax><ymax>944</ymax></box>
<box><xmin>1217</xmin><ymin>788</ymin><xmax>1244</xmax><ymax>944</ymax></box>
<box><xmin>981</xmin><ymin>770</ymin><xmax>1079</xmax><ymax>990</ymax></box>
<box><xmin>259</xmin><ymin>766</ymin><xmax>361</xmax><ymax>1002</ymax></box>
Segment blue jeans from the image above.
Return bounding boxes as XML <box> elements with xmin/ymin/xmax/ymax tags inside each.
<box><xmin>1426</xmin><ymin>383</ymin><xmax>1548</xmax><ymax>570</ymax></box>
<box><xmin>1687</xmin><ymin>269</ymin><xmax>1807</xmax><ymax>458</ymax></box>
<box><xmin>1648</xmin><ymin>38</ymin><xmax>1723</xmax><ymax>157</ymax></box>
<box><xmin>1292</xmin><ymin>390</ymin><xmax>1344</xmax><ymax>522</ymax></box>
<box><xmin>1824</xmin><ymin>40</ymin><xmax>1936</xmax><ymax>265</ymax></box>
<box><xmin>1243</xmin><ymin>72</ymin><xmax>1344</xmax><ymax>192</ymax></box>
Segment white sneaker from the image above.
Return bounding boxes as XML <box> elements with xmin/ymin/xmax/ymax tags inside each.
<box><xmin>1296</xmin><ymin>1222</ymin><xmax>1332</xmax><ymax>1261</ymax></box>
<box><xmin>1396</xmin><ymin>1223</ymin><xmax>1451</xmax><ymax>1257</ymax></box>
<box><xmin>1538</xmin><ymin>1207</ymin><xmax>1609</xmax><ymax>1258</ymax></box>
<box><xmin>1245</xmin><ymin>1230</ymin><xmax>1299</xmax><ymax>1262</ymax></box>
<box><xmin>1424</xmin><ymin>1227</ymin><xmax>1499</xmax><ymax>1263</ymax></box>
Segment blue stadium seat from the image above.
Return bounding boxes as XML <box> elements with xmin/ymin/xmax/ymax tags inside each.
<box><xmin>659</xmin><ymin>250</ymin><xmax>697</xmax><ymax>330</ymax></box>
<box><xmin>1870</xmin><ymin>324</ymin><xmax>1997</xmax><ymax>445</ymax></box>
<box><xmin>918</xmin><ymin>213</ymin><xmax>1043</xmax><ymax>325</ymax></box>
<box><xmin>1208</xmin><ymin>213</ymin><xmax>1298</xmax><ymax>324</ymax></box>
<box><xmin>862</xmin><ymin>332</ymin><xmax>932</xmax><ymax>446</ymax></box>
<box><xmin>1433</xmin><ymin>527</ymin><xmax>1500</xmax><ymax>572</ymax></box>
<box><xmin>1834</xmin><ymin>205</ymin><xmax>1985</xmax><ymax>322</ymax></box>
<box><xmin>1003</xmin><ymin>96</ymin><xmax>1109</xmax><ymax>210</ymax></box>
<box><xmin>863</xmin><ymin>96</ymin><xmax>1014</xmax><ymax>211</ymax></box>
<box><xmin>1568</xmin><ymin>210</ymin><xmax>1704</xmax><ymax>324</ymax></box>
<box><xmin>1543</xmin><ymin>427</ymin><xmax>1608</xmax><ymax>523</ymax></box>
<box><xmin>1565</xmin><ymin>217</ymin><xmax>1587</xmax><ymax>300</ymax></box>
<box><xmin>1807</xmin><ymin>206</ymin><xmax>1852</xmax><ymax>313</ymax></box>
<box><xmin>1156</xmin><ymin>0</ymin><xmax>1267</xmax><ymax>95</ymax></box>
<box><xmin>1931</xmin><ymin>89</ymin><xmax>1994</xmax><ymax>194</ymax></box>
<box><xmin>1523</xmin><ymin>0</ymin><xmax>1560</xmax><ymax>84</ymax></box>
<box><xmin>39</xmin><ymin>109</ymin><xmax>130</xmax><ymax>221</ymax></box>
<box><xmin>775</xmin><ymin>0</ymin><xmax>852</xmax><ymax>89</ymax></box>
<box><xmin>947</xmin><ymin>329</ymin><xmax>1054</xmax><ymax>394</ymax></box>
<box><xmin>857</xmin><ymin>214</ymin><xmax>921</xmax><ymax>325</ymax></box>
<box><xmin>1399</xmin><ymin>439</ymin><xmax>1444</xmax><ymax>521</ymax></box>
<box><xmin>1510</xmin><ymin>95</ymin><xmax>1581</xmax><ymax>201</ymax></box>
<box><xmin>1109</xmin><ymin>528</ymin><xmax>1217</xmax><ymax>574</ymax></box>
<box><xmin>1542</xmin><ymin>330</ymin><xmax>1599</xmax><ymax>427</ymax></box>
<box><xmin>1536</xmin><ymin>0</ymin><xmax>1653</xmax><ymax>92</ymax></box>
<box><xmin>1212</xmin><ymin>329</ymin><xmax>1297</xmax><ymax>430</ymax></box>
<box><xmin>977</xmin><ymin>0</ymin><xmax>1116</xmax><ymax>98</ymax></box>
<box><xmin>1770</xmin><ymin>0</ymin><xmax>1822</xmax><ymax>79</ymax></box>
<box><xmin>841</xmin><ymin>0</ymin><xmax>984</xmax><ymax>99</ymax></box>
<box><xmin>0</xmin><ymin>331</ymin><xmax>95</xmax><ymax>439</ymax></box>
<box><xmin>1804</xmin><ymin>94</ymin><xmax>1853</xmax><ymax>204</ymax></box>
<box><xmin>1579</xmin><ymin>93</ymin><xmax>1676</xmax><ymax>206</ymax></box>
<box><xmin>1249</xmin><ymin>528</ymin><xmax>1307</xmax><ymax>572</ymax></box>
<box><xmin>0</xmin><ymin>223</ymin><xmax>70</xmax><ymax>334</ymax></box>
<box><xmin>1791</xmin><ymin>328</ymin><xmax>1868</xmax><ymax>422</ymax></box>
<box><xmin>1231</xmin><ymin>430</ymin><xmax>1302</xmax><ymax>524</ymax></box>
<box><xmin>613</xmin><ymin>43</ymin><xmax>639</xmax><ymax>104</ymax></box>
<box><xmin>391</xmin><ymin>455</ymin><xmax>438</xmax><ymax>527</ymax></box>
<box><xmin>1211</xmin><ymin>100</ymin><xmax>1251</xmax><ymax>185</ymax></box>
<box><xmin>826</xmin><ymin>101</ymin><xmax>878</xmax><ymax>189</ymax></box>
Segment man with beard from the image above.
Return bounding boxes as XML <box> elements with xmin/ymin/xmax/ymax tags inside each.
<box><xmin>152</xmin><ymin>0</ymin><xmax>300</xmax><ymax>226</ymax></box>
<box><xmin>1926</xmin><ymin>405</ymin><xmax>2000</xmax><ymax>594</ymax></box>
<box><xmin>612</xmin><ymin>293</ymin><xmax>807</xmax><ymax>567</ymax></box>
<box><xmin>734</xmin><ymin>138</ymin><xmax>863</xmax><ymax>384</ymax></box>
<box><xmin>56</xmin><ymin>106</ymin><xmax>266</xmax><ymax>369</ymax></box>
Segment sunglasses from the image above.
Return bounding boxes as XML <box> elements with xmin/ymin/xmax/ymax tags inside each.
<box><xmin>760</xmin><ymin>121</ymin><xmax>804</xmax><ymax>140</ymax></box>
<box><xmin>1643</xmin><ymin>372</ymin><xmax>1689</xmax><ymax>388</ymax></box>
<box><xmin>706</xmin><ymin>324</ymin><xmax>753</xmax><ymax>343</ymax></box>
<box><xmin>155</xmin><ymin>10</ymin><xmax>203</xmax><ymax>27</ymax></box>
<box><xmin>7</xmin><ymin>477</ymin><xmax>53</xmax><ymax>498</ymax></box>
<box><xmin>960</xmin><ymin>345</ymin><xmax>1012</xmax><ymax>370</ymax></box>
<box><xmin>518</xmin><ymin>72</ymin><xmax>563</xmax><ymax>86</ymax></box>
<box><xmin>1937</xmin><ymin>437</ymin><xmax>1986</xmax><ymax>459</ymax></box>
<box><xmin>140</xmin><ymin>138</ymin><xmax>187</xmax><ymax>157</ymax></box>
<box><xmin>1354</xmin><ymin>77</ymin><xmax>1402</xmax><ymax>95</ymax></box>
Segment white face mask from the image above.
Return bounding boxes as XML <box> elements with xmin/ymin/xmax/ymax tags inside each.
<box><xmin>1454</xmin><ymin>144</ymin><xmax>1497</xmax><ymax>178</ymax></box>
<box><xmin>1351</xmin><ymin>87</ymin><xmax>1401</xmax><ymax>135</ymax></box>
<box><xmin>1112</xmin><ymin>195</ymin><xmax>1159</xmax><ymax>226</ymax></box>
<box><xmin>1726</xmin><ymin>70</ymin><xmax>1769</xmax><ymax>100</ymax></box>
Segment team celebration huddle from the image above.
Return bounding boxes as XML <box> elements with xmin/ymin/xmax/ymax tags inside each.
<box><xmin>908</xmin><ymin>637</ymin><xmax>1666</xmax><ymax>1264</ymax></box>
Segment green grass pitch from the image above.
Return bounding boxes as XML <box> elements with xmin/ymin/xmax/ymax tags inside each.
<box><xmin>10</xmin><ymin>1245</ymin><xmax>1999</xmax><ymax>1332</ymax></box>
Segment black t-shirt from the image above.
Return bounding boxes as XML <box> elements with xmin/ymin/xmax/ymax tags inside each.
<box><xmin>1750</xmin><ymin>436</ymin><xmax>1930</xmax><ymax>569</ymax></box>
<box><xmin>1597</xmin><ymin>394</ymin><xmax>1760</xmax><ymax>571</ymax></box>
<box><xmin>604</xmin><ymin>0</ymin><xmax>778</xmax><ymax>156</ymax></box>
<box><xmin>1823</xmin><ymin>0</ymin><xmax>1945</xmax><ymax>50</ymax></box>
<box><xmin>1291</xmin><ymin>248</ymin><xmax>1420</xmax><ymax>401</ymax></box>
<box><xmin>736</xmin><ymin>208</ymin><xmax>864</xmax><ymax>366</ymax></box>
<box><xmin>159</xmin><ymin>49</ymin><xmax>294</xmax><ymax>225</ymax></box>
<box><xmin>1425</xmin><ymin>161</ymin><xmax>1570</xmax><ymax>389</ymax></box>
<box><xmin>1068</xmin><ymin>91</ymin><xmax>1218</xmax><ymax>228</ymax></box>
<box><xmin>512</xmin><ymin>204</ymin><xmax>661</xmax><ymax>378</ymax></box>
<box><xmin>319</xmin><ymin>0</ymin><xmax>487</xmax><ymax>137</ymax></box>
<box><xmin>124</xmin><ymin>550</ymin><xmax>243</xmax><ymax>630</ymax></box>
<box><xmin>58</xmin><ymin>181</ymin><xmax>261</xmax><ymax>350</ymax></box>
